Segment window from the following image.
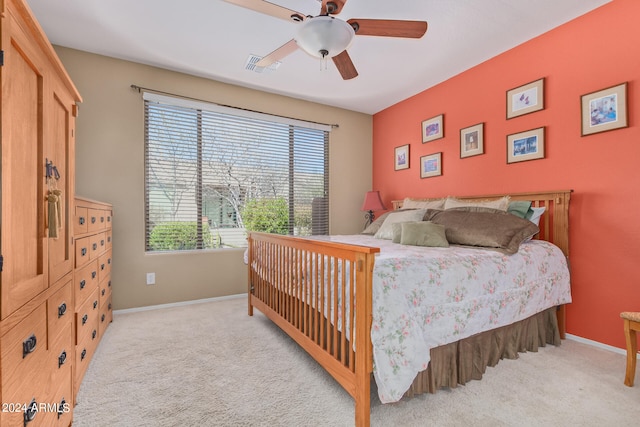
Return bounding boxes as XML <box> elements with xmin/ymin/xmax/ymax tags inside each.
<box><xmin>144</xmin><ymin>93</ymin><xmax>330</xmax><ymax>252</ymax></box>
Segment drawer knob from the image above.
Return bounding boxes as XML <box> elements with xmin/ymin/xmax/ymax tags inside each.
<box><xmin>92</xmin><ymin>329</ymin><xmax>97</xmax><ymax>340</ymax></box>
<box><xmin>24</xmin><ymin>398</ymin><xmax>38</xmax><ymax>424</ymax></box>
<box><xmin>108</xmin><ymin>258</ymin><xmax>112</xmax><ymax>265</ymax></box>
<box><xmin>82</xmin><ymin>314</ymin><xmax>88</xmax><ymax>325</ymax></box>
<box><xmin>101</xmin><ymin>263</ymin><xmax>105</xmax><ymax>271</ymax></box>
<box><xmin>81</xmin><ymin>348</ymin><xmax>87</xmax><ymax>361</ymax></box>
<box><xmin>101</xmin><ymin>239</ymin><xmax>105</xmax><ymax>246</ymax></box>
<box><xmin>58</xmin><ymin>302</ymin><xmax>67</xmax><ymax>318</ymax></box>
<box><xmin>80</xmin><ymin>280</ymin><xmax>86</xmax><ymax>290</ymax></box>
<box><xmin>79</xmin><ymin>216</ymin><xmax>85</xmax><ymax>225</ymax></box>
<box><xmin>92</xmin><ymin>271</ymin><xmax>97</xmax><ymax>279</ymax></box>
<box><xmin>108</xmin><ymin>216</ymin><xmax>111</xmax><ymax>222</ymax></box>
<box><xmin>93</xmin><ymin>300</ymin><xmax>98</xmax><ymax>310</ymax></box>
<box><xmin>81</xmin><ymin>247</ymin><xmax>87</xmax><ymax>256</ymax></box>
<box><xmin>108</xmin><ymin>303</ymin><xmax>112</xmax><ymax>310</ymax></box>
<box><xmin>108</xmin><ymin>236</ymin><xmax>112</xmax><ymax>242</ymax></box>
<box><xmin>91</xmin><ymin>216</ymin><xmax>96</xmax><ymax>224</ymax></box>
<box><xmin>58</xmin><ymin>398</ymin><xmax>67</xmax><ymax>419</ymax></box>
<box><xmin>108</xmin><ymin>280</ymin><xmax>112</xmax><ymax>288</ymax></box>
<box><xmin>101</xmin><ymin>314</ymin><xmax>106</xmax><ymax>322</ymax></box>
<box><xmin>58</xmin><ymin>350</ymin><xmax>67</xmax><ymax>368</ymax></box>
<box><xmin>22</xmin><ymin>334</ymin><xmax>37</xmax><ymax>358</ymax></box>
<box><xmin>92</xmin><ymin>243</ymin><xmax>98</xmax><ymax>250</ymax></box>
<box><xmin>101</xmin><ymin>288</ymin><xmax>106</xmax><ymax>296</ymax></box>
<box><xmin>101</xmin><ymin>216</ymin><xmax>105</xmax><ymax>223</ymax></box>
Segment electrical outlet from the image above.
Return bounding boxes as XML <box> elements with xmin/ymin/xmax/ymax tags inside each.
<box><xmin>146</xmin><ymin>272</ymin><xmax>156</xmax><ymax>285</ymax></box>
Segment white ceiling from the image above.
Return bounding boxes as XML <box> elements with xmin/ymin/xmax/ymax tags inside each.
<box><xmin>26</xmin><ymin>0</ymin><xmax>610</xmax><ymax>115</ymax></box>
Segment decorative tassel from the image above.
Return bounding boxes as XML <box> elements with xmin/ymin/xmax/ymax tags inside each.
<box><xmin>47</xmin><ymin>191</ymin><xmax>59</xmax><ymax>238</ymax></box>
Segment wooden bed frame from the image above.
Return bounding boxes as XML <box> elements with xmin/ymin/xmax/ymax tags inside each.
<box><xmin>247</xmin><ymin>190</ymin><xmax>571</xmax><ymax>427</ymax></box>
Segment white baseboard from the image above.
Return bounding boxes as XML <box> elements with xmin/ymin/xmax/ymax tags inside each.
<box><xmin>566</xmin><ymin>333</ymin><xmax>640</xmax><ymax>360</ymax></box>
<box><xmin>113</xmin><ymin>293</ymin><xmax>247</xmax><ymax>315</ymax></box>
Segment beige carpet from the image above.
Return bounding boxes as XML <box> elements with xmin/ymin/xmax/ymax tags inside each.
<box><xmin>74</xmin><ymin>297</ymin><xmax>640</xmax><ymax>427</ymax></box>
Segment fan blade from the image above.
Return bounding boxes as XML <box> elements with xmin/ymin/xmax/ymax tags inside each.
<box><xmin>348</xmin><ymin>19</ymin><xmax>428</xmax><ymax>38</ymax></box>
<box><xmin>223</xmin><ymin>0</ymin><xmax>306</xmax><ymax>22</ymax></box>
<box><xmin>321</xmin><ymin>0</ymin><xmax>347</xmax><ymax>15</ymax></box>
<box><xmin>332</xmin><ymin>50</ymin><xmax>358</xmax><ymax>80</ymax></box>
<box><xmin>256</xmin><ymin>39</ymin><xmax>299</xmax><ymax>67</ymax></box>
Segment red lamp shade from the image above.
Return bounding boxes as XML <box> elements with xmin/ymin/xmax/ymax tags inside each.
<box><xmin>361</xmin><ymin>191</ymin><xmax>386</xmax><ymax>212</ymax></box>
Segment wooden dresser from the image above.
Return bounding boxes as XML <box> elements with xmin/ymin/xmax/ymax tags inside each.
<box><xmin>72</xmin><ymin>197</ymin><xmax>113</xmax><ymax>397</ymax></box>
<box><xmin>0</xmin><ymin>0</ymin><xmax>82</xmax><ymax>425</ymax></box>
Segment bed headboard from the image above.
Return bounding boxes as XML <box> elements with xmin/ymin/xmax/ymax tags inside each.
<box><xmin>392</xmin><ymin>190</ymin><xmax>572</xmax><ymax>257</ymax></box>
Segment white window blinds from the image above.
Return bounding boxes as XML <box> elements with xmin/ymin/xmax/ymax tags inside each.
<box><xmin>144</xmin><ymin>92</ymin><xmax>330</xmax><ymax>252</ymax></box>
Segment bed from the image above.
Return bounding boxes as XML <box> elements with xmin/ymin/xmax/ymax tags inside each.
<box><xmin>247</xmin><ymin>190</ymin><xmax>571</xmax><ymax>427</ymax></box>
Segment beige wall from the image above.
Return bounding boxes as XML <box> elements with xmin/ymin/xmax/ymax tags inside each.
<box><xmin>56</xmin><ymin>47</ymin><xmax>373</xmax><ymax>310</ymax></box>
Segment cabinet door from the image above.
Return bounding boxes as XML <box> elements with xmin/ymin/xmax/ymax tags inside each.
<box><xmin>47</xmin><ymin>75</ymin><xmax>76</xmax><ymax>285</ymax></box>
<box><xmin>0</xmin><ymin>11</ymin><xmax>48</xmax><ymax>318</ymax></box>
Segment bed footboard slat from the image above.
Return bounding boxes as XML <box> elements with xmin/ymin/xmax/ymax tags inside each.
<box><xmin>248</xmin><ymin>232</ymin><xmax>379</xmax><ymax>427</ymax></box>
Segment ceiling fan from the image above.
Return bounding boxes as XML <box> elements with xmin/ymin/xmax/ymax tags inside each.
<box><xmin>224</xmin><ymin>0</ymin><xmax>428</xmax><ymax>80</ymax></box>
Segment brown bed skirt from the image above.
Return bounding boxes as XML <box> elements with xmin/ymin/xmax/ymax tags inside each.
<box><xmin>403</xmin><ymin>307</ymin><xmax>561</xmax><ymax>397</ymax></box>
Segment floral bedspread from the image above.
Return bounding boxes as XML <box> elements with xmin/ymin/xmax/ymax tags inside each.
<box><xmin>312</xmin><ymin>235</ymin><xmax>571</xmax><ymax>403</ymax></box>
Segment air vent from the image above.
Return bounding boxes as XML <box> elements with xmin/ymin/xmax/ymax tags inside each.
<box><xmin>245</xmin><ymin>54</ymin><xmax>281</xmax><ymax>73</ymax></box>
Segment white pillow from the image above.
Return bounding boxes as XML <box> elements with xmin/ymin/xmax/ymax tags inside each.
<box><xmin>528</xmin><ymin>206</ymin><xmax>546</xmax><ymax>226</ymax></box>
<box><xmin>374</xmin><ymin>209</ymin><xmax>427</xmax><ymax>240</ymax></box>
<box><xmin>401</xmin><ymin>197</ymin><xmax>446</xmax><ymax>210</ymax></box>
<box><xmin>444</xmin><ymin>195</ymin><xmax>510</xmax><ymax>211</ymax></box>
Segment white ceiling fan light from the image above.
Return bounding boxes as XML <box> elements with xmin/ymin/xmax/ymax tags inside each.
<box><xmin>294</xmin><ymin>16</ymin><xmax>355</xmax><ymax>59</ymax></box>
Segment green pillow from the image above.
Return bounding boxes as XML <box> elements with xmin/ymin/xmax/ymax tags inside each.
<box><xmin>391</xmin><ymin>222</ymin><xmax>404</xmax><ymax>243</ymax></box>
<box><xmin>507</xmin><ymin>201</ymin><xmax>533</xmax><ymax>219</ymax></box>
<box><xmin>400</xmin><ymin>221</ymin><xmax>449</xmax><ymax>247</ymax></box>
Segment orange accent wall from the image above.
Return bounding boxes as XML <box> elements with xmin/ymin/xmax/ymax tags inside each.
<box><xmin>372</xmin><ymin>0</ymin><xmax>640</xmax><ymax>351</ymax></box>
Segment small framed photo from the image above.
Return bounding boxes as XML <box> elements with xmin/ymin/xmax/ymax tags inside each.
<box><xmin>420</xmin><ymin>152</ymin><xmax>442</xmax><ymax>178</ymax></box>
<box><xmin>421</xmin><ymin>114</ymin><xmax>444</xmax><ymax>143</ymax></box>
<box><xmin>581</xmin><ymin>82</ymin><xmax>628</xmax><ymax>136</ymax></box>
<box><xmin>394</xmin><ymin>144</ymin><xmax>410</xmax><ymax>170</ymax></box>
<box><xmin>460</xmin><ymin>123</ymin><xmax>484</xmax><ymax>158</ymax></box>
<box><xmin>507</xmin><ymin>127</ymin><xmax>545</xmax><ymax>164</ymax></box>
<box><xmin>506</xmin><ymin>78</ymin><xmax>545</xmax><ymax>119</ymax></box>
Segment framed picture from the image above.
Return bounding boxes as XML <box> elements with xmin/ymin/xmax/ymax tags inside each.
<box><xmin>581</xmin><ymin>82</ymin><xmax>628</xmax><ymax>136</ymax></box>
<box><xmin>394</xmin><ymin>144</ymin><xmax>410</xmax><ymax>170</ymax></box>
<box><xmin>507</xmin><ymin>127</ymin><xmax>545</xmax><ymax>164</ymax></box>
<box><xmin>506</xmin><ymin>78</ymin><xmax>545</xmax><ymax>119</ymax></box>
<box><xmin>460</xmin><ymin>123</ymin><xmax>484</xmax><ymax>158</ymax></box>
<box><xmin>421</xmin><ymin>114</ymin><xmax>444</xmax><ymax>143</ymax></box>
<box><xmin>420</xmin><ymin>152</ymin><xmax>442</xmax><ymax>178</ymax></box>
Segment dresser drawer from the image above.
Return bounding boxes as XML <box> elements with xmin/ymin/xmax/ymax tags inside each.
<box><xmin>98</xmin><ymin>250</ymin><xmax>112</xmax><ymax>284</ymax></box>
<box><xmin>75</xmin><ymin>326</ymin><xmax>100</xmax><ymax>392</ymax></box>
<box><xmin>74</xmin><ymin>259</ymin><xmax>99</xmax><ymax>310</ymax></box>
<box><xmin>98</xmin><ymin>294</ymin><xmax>113</xmax><ymax>338</ymax></box>
<box><xmin>47</xmin><ymin>278</ymin><xmax>73</xmax><ymax>343</ymax></box>
<box><xmin>75</xmin><ymin>288</ymin><xmax>99</xmax><ymax>344</ymax></box>
<box><xmin>105</xmin><ymin>229</ymin><xmax>113</xmax><ymax>250</ymax></box>
<box><xmin>99</xmin><ymin>277</ymin><xmax>112</xmax><ymax>307</ymax></box>
<box><xmin>75</xmin><ymin>236</ymin><xmax>91</xmax><ymax>268</ymax></box>
<box><xmin>87</xmin><ymin>208</ymin><xmax>104</xmax><ymax>233</ymax></box>
<box><xmin>74</xmin><ymin>206</ymin><xmax>89</xmax><ymax>235</ymax></box>
<box><xmin>1</xmin><ymin>304</ymin><xmax>49</xmax><ymax>409</ymax></box>
<box><xmin>43</xmin><ymin>361</ymin><xmax>73</xmax><ymax>427</ymax></box>
<box><xmin>89</xmin><ymin>232</ymin><xmax>105</xmax><ymax>259</ymax></box>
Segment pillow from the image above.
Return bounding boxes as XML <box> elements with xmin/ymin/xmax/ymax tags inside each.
<box><xmin>361</xmin><ymin>211</ymin><xmax>392</xmax><ymax>235</ymax></box>
<box><xmin>444</xmin><ymin>195</ymin><xmax>510</xmax><ymax>211</ymax></box>
<box><xmin>391</xmin><ymin>222</ymin><xmax>404</xmax><ymax>243</ymax></box>
<box><xmin>362</xmin><ymin>208</ymin><xmax>419</xmax><ymax>235</ymax></box>
<box><xmin>527</xmin><ymin>206</ymin><xmax>546</xmax><ymax>226</ymax></box>
<box><xmin>400</xmin><ymin>221</ymin><xmax>449</xmax><ymax>247</ymax></box>
<box><xmin>401</xmin><ymin>197</ymin><xmax>446</xmax><ymax>210</ymax></box>
<box><xmin>507</xmin><ymin>201</ymin><xmax>533</xmax><ymax>218</ymax></box>
<box><xmin>424</xmin><ymin>207</ymin><xmax>539</xmax><ymax>254</ymax></box>
<box><xmin>374</xmin><ymin>209</ymin><xmax>427</xmax><ymax>240</ymax></box>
